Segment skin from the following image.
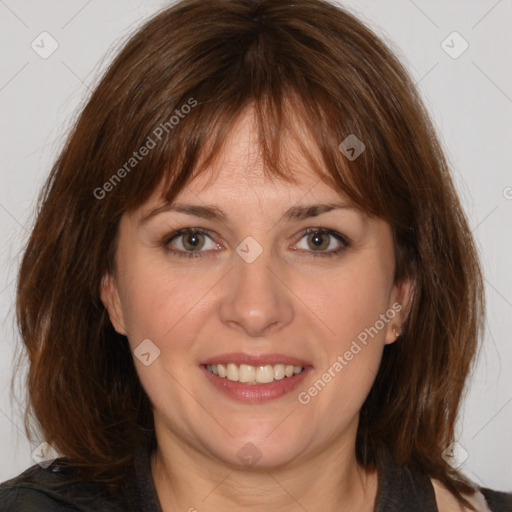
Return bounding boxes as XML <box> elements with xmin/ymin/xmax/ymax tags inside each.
<box><xmin>100</xmin><ymin>105</ymin><xmax>481</xmax><ymax>512</ymax></box>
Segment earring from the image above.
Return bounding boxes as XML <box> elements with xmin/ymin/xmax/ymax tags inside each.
<box><xmin>394</xmin><ymin>326</ymin><xmax>404</xmax><ymax>338</ymax></box>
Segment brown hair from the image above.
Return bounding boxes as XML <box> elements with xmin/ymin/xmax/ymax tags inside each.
<box><xmin>14</xmin><ymin>0</ymin><xmax>484</xmax><ymax>508</ymax></box>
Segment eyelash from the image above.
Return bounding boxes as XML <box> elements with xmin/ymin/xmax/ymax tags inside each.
<box><xmin>161</xmin><ymin>227</ymin><xmax>350</xmax><ymax>260</ymax></box>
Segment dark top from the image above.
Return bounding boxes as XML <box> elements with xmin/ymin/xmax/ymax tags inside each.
<box><xmin>1</xmin><ymin>433</ymin><xmax>511</xmax><ymax>511</ymax></box>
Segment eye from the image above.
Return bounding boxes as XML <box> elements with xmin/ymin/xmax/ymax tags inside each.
<box><xmin>163</xmin><ymin>228</ymin><xmax>221</xmax><ymax>258</ymax></box>
<box><xmin>162</xmin><ymin>227</ymin><xmax>349</xmax><ymax>259</ymax></box>
<box><xmin>293</xmin><ymin>228</ymin><xmax>349</xmax><ymax>258</ymax></box>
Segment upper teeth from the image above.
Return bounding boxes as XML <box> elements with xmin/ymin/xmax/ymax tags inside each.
<box><xmin>206</xmin><ymin>363</ymin><xmax>303</xmax><ymax>384</ymax></box>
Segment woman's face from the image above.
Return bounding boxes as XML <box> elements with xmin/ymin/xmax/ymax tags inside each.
<box><xmin>101</xmin><ymin>107</ymin><xmax>411</xmax><ymax>470</ymax></box>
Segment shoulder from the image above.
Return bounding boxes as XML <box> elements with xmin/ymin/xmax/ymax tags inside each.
<box><xmin>0</xmin><ymin>461</ymin><xmax>75</xmax><ymax>511</ymax></box>
<box><xmin>480</xmin><ymin>487</ymin><xmax>512</xmax><ymax>512</ymax></box>
<box><xmin>0</xmin><ymin>459</ymin><xmax>124</xmax><ymax>512</ymax></box>
<box><xmin>431</xmin><ymin>478</ymin><xmax>512</xmax><ymax>512</ymax></box>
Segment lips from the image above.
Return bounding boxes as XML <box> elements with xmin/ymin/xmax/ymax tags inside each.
<box><xmin>200</xmin><ymin>352</ymin><xmax>313</xmax><ymax>403</ymax></box>
<box><xmin>200</xmin><ymin>352</ymin><xmax>311</xmax><ymax>368</ymax></box>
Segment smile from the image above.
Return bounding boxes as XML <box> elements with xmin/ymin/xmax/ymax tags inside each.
<box><xmin>205</xmin><ymin>363</ymin><xmax>304</xmax><ymax>385</ymax></box>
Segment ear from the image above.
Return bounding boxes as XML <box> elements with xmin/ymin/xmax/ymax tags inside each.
<box><xmin>100</xmin><ymin>273</ymin><xmax>127</xmax><ymax>336</ymax></box>
<box><xmin>384</xmin><ymin>277</ymin><xmax>415</xmax><ymax>345</ymax></box>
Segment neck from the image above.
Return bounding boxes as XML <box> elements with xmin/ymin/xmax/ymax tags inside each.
<box><xmin>150</xmin><ymin>422</ymin><xmax>379</xmax><ymax>512</ymax></box>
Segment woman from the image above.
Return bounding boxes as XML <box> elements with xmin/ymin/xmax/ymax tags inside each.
<box><xmin>0</xmin><ymin>0</ymin><xmax>510</xmax><ymax>510</ymax></box>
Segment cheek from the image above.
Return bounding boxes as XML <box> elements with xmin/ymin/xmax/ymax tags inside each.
<box><xmin>294</xmin><ymin>251</ymin><xmax>394</xmax><ymax>407</ymax></box>
<box><xmin>117</xmin><ymin>254</ymin><xmax>218</xmax><ymax>350</ymax></box>
<box><xmin>302</xmin><ymin>254</ymin><xmax>394</xmax><ymax>346</ymax></box>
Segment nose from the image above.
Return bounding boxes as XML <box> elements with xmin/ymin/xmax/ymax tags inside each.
<box><xmin>218</xmin><ymin>243</ymin><xmax>294</xmax><ymax>338</ymax></box>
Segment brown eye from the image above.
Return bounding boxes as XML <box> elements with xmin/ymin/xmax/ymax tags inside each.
<box><xmin>182</xmin><ymin>232</ymin><xmax>205</xmax><ymax>251</ymax></box>
<box><xmin>294</xmin><ymin>228</ymin><xmax>350</xmax><ymax>258</ymax></box>
<box><xmin>163</xmin><ymin>228</ymin><xmax>221</xmax><ymax>258</ymax></box>
<box><xmin>306</xmin><ymin>231</ymin><xmax>330</xmax><ymax>251</ymax></box>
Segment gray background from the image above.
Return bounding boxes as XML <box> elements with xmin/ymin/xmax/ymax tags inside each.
<box><xmin>0</xmin><ymin>0</ymin><xmax>511</xmax><ymax>492</ymax></box>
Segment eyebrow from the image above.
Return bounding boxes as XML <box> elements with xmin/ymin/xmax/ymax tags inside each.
<box><xmin>139</xmin><ymin>201</ymin><xmax>363</xmax><ymax>225</ymax></box>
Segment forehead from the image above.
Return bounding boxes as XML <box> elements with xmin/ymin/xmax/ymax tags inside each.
<box><xmin>161</xmin><ymin>105</ymin><xmax>346</xmax><ymax>206</ymax></box>
<box><xmin>126</xmin><ymin>104</ymin><xmax>377</xmax><ymax>240</ymax></box>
